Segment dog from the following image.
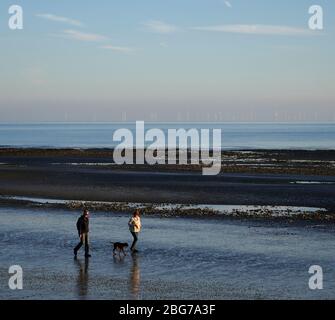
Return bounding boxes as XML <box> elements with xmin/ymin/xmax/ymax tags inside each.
<box><xmin>112</xmin><ymin>242</ymin><xmax>129</xmax><ymax>256</ymax></box>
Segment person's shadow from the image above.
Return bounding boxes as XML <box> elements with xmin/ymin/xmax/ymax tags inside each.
<box><xmin>74</xmin><ymin>257</ymin><xmax>89</xmax><ymax>299</ymax></box>
<box><xmin>129</xmin><ymin>253</ymin><xmax>141</xmax><ymax>299</ymax></box>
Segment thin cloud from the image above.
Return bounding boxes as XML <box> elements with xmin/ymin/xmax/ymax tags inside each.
<box><xmin>223</xmin><ymin>1</ymin><xmax>232</xmax><ymax>8</ymax></box>
<box><xmin>100</xmin><ymin>45</ymin><xmax>136</xmax><ymax>54</ymax></box>
<box><xmin>36</xmin><ymin>13</ymin><xmax>83</xmax><ymax>27</ymax></box>
<box><xmin>143</xmin><ymin>20</ymin><xmax>179</xmax><ymax>34</ymax></box>
<box><xmin>191</xmin><ymin>24</ymin><xmax>316</xmax><ymax>36</ymax></box>
<box><xmin>60</xmin><ymin>29</ymin><xmax>109</xmax><ymax>42</ymax></box>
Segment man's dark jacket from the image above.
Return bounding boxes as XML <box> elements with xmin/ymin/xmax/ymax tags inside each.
<box><xmin>76</xmin><ymin>215</ymin><xmax>89</xmax><ymax>236</ymax></box>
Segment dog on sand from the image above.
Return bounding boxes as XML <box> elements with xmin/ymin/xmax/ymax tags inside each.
<box><xmin>112</xmin><ymin>242</ymin><xmax>129</xmax><ymax>256</ymax></box>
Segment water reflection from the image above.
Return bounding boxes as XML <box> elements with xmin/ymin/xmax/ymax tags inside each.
<box><xmin>113</xmin><ymin>254</ymin><xmax>126</xmax><ymax>264</ymax></box>
<box><xmin>130</xmin><ymin>253</ymin><xmax>140</xmax><ymax>299</ymax></box>
<box><xmin>74</xmin><ymin>257</ymin><xmax>89</xmax><ymax>299</ymax></box>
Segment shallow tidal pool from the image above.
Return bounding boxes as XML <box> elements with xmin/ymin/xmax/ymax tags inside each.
<box><xmin>0</xmin><ymin>206</ymin><xmax>335</xmax><ymax>300</ymax></box>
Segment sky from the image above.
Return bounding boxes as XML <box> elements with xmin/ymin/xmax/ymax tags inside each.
<box><xmin>0</xmin><ymin>0</ymin><xmax>334</xmax><ymax>122</ymax></box>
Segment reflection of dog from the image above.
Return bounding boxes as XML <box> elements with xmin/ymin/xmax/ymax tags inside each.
<box><xmin>112</xmin><ymin>242</ymin><xmax>129</xmax><ymax>256</ymax></box>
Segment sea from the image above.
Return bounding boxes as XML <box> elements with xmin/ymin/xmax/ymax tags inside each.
<box><xmin>1</xmin><ymin>206</ymin><xmax>335</xmax><ymax>299</ymax></box>
<box><xmin>0</xmin><ymin>122</ymin><xmax>334</xmax><ymax>150</ymax></box>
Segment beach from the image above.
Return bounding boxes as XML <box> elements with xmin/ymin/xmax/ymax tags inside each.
<box><xmin>1</xmin><ymin>206</ymin><xmax>335</xmax><ymax>300</ymax></box>
<box><xmin>1</xmin><ymin>0</ymin><xmax>335</xmax><ymax>304</ymax></box>
<box><xmin>1</xmin><ymin>147</ymin><xmax>335</xmax><ymax>300</ymax></box>
<box><xmin>0</xmin><ymin>148</ymin><xmax>335</xmax><ymax>215</ymax></box>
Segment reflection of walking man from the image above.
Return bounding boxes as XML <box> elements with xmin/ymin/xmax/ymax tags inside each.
<box><xmin>75</xmin><ymin>257</ymin><xmax>89</xmax><ymax>298</ymax></box>
<box><xmin>74</xmin><ymin>209</ymin><xmax>91</xmax><ymax>258</ymax></box>
<box><xmin>128</xmin><ymin>210</ymin><xmax>141</xmax><ymax>253</ymax></box>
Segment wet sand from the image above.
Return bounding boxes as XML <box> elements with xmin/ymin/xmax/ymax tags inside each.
<box><xmin>1</xmin><ymin>206</ymin><xmax>335</xmax><ymax>300</ymax></box>
<box><xmin>1</xmin><ymin>168</ymin><xmax>335</xmax><ymax>209</ymax></box>
<box><xmin>1</xmin><ymin>148</ymin><xmax>335</xmax><ymax>175</ymax></box>
<box><xmin>0</xmin><ymin>148</ymin><xmax>335</xmax><ymax>211</ymax></box>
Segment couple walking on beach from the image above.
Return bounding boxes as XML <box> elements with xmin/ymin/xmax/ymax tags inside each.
<box><xmin>73</xmin><ymin>209</ymin><xmax>142</xmax><ymax>258</ymax></box>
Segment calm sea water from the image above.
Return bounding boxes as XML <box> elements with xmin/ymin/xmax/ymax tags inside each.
<box><xmin>1</xmin><ymin>206</ymin><xmax>335</xmax><ymax>299</ymax></box>
<box><xmin>0</xmin><ymin>122</ymin><xmax>334</xmax><ymax>150</ymax></box>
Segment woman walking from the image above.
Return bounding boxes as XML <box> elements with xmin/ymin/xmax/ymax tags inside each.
<box><xmin>128</xmin><ymin>209</ymin><xmax>142</xmax><ymax>253</ymax></box>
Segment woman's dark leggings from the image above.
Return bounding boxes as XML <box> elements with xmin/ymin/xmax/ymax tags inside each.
<box><xmin>130</xmin><ymin>232</ymin><xmax>139</xmax><ymax>250</ymax></box>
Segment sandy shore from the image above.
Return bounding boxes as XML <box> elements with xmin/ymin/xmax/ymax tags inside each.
<box><xmin>1</xmin><ymin>206</ymin><xmax>335</xmax><ymax>300</ymax></box>
<box><xmin>0</xmin><ymin>148</ymin><xmax>335</xmax><ymax>213</ymax></box>
<box><xmin>1</xmin><ymin>148</ymin><xmax>335</xmax><ymax>299</ymax></box>
<box><xmin>1</xmin><ymin>147</ymin><xmax>335</xmax><ymax>175</ymax></box>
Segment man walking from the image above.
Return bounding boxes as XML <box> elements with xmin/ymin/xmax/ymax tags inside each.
<box><xmin>74</xmin><ymin>209</ymin><xmax>91</xmax><ymax>258</ymax></box>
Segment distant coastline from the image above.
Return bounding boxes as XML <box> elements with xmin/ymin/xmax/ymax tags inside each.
<box><xmin>0</xmin><ymin>122</ymin><xmax>334</xmax><ymax>150</ymax></box>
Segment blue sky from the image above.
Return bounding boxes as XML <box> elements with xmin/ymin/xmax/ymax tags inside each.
<box><xmin>0</xmin><ymin>0</ymin><xmax>334</xmax><ymax>122</ymax></box>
